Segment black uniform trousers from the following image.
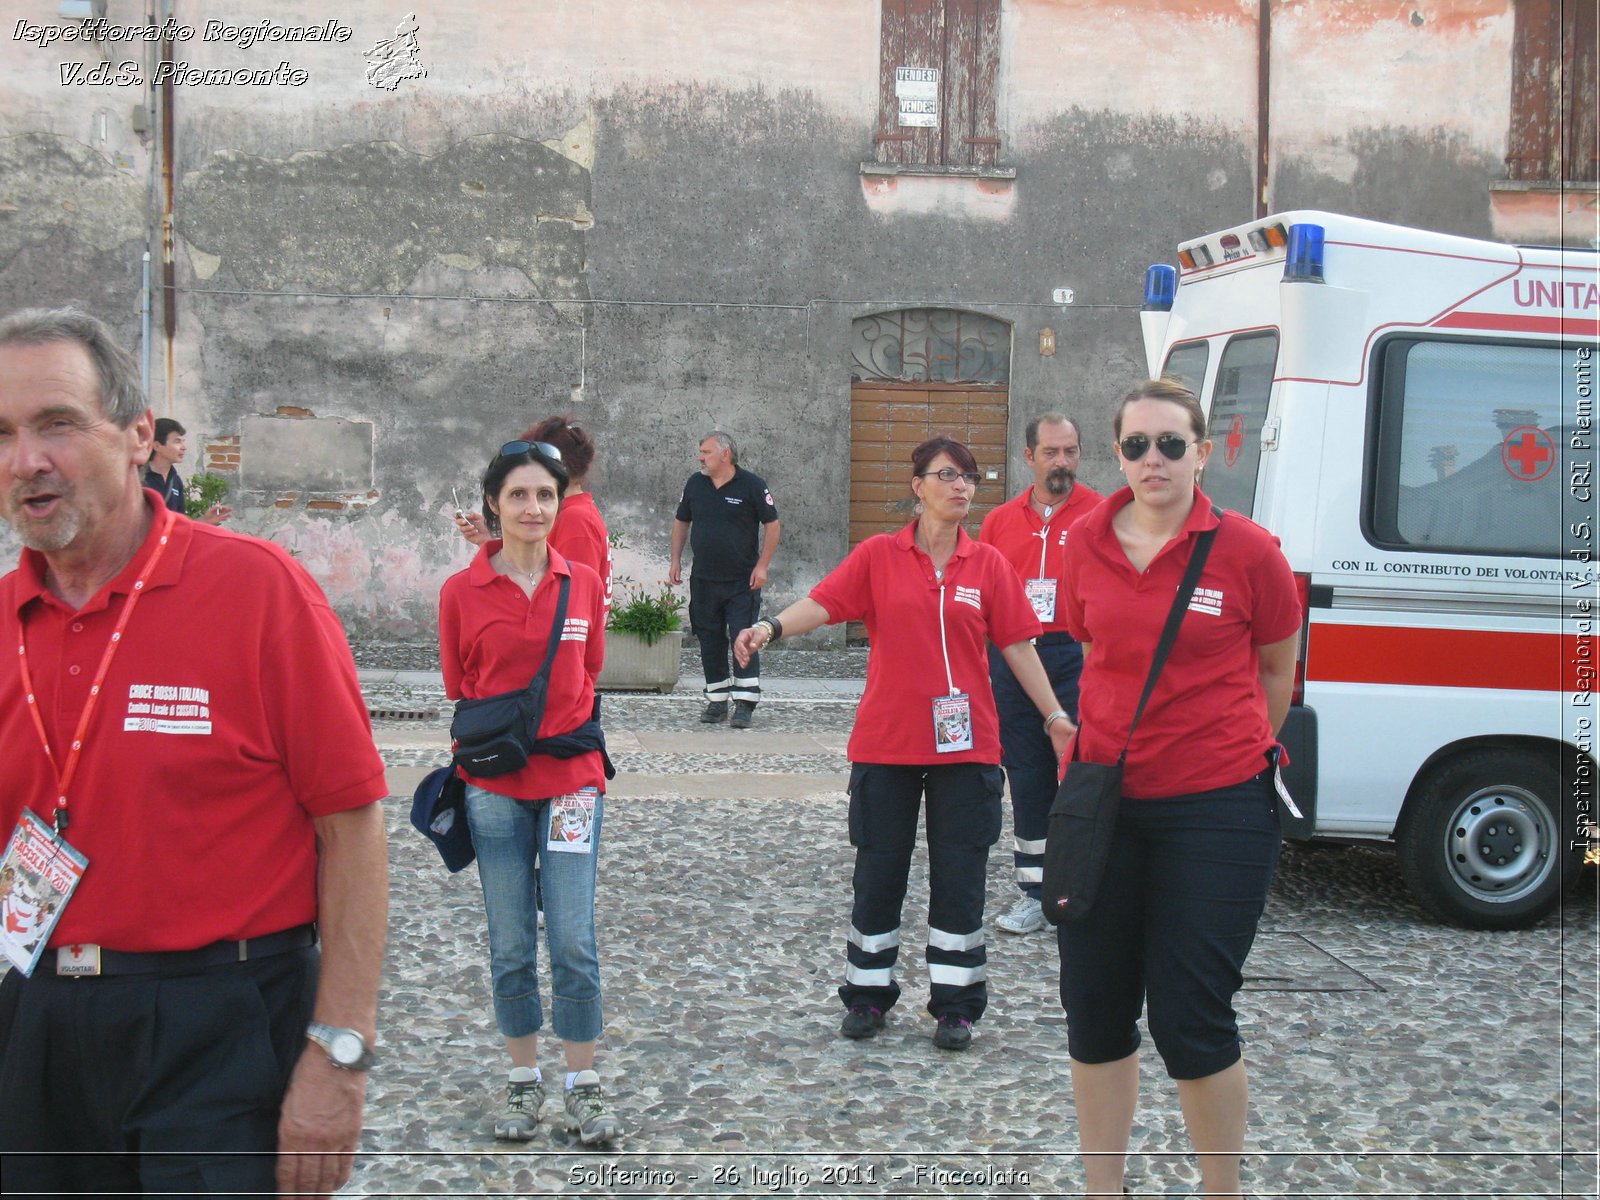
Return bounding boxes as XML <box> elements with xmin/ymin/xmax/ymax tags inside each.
<box><xmin>0</xmin><ymin>947</ymin><xmax>317</xmax><ymax>1196</ymax></box>
<box><xmin>839</xmin><ymin>761</ymin><xmax>1004</xmax><ymax>1023</ymax></box>
<box><xmin>689</xmin><ymin>575</ymin><xmax>762</xmax><ymax>703</ymax></box>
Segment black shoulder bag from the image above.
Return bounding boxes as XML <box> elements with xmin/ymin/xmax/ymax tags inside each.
<box><xmin>450</xmin><ymin>575</ymin><xmax>570</xmax><ymax>777</ymax></box>
<box><xmin>1042</xmin><ymin>512</ymin><xmax>1221</xmax><ymax>926</ymax></box>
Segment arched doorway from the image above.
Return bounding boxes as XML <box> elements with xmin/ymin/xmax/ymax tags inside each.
<box><xmin>846</xmin><ymin>308</ymin><xmax>1012</xmax><ymax>643</ymax></box>
<box><xmin>848</xmin><ymin>307</ymin><xmax>1011</xmax><ymax>548</ymax></box>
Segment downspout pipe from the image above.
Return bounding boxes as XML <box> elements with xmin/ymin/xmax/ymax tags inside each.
<box><xmin>160</xmin><ymin>0</ymin><xmax>176</xmax><ymax>412</ymax></box>
<box><xmin>1257</xmin><ymin>0</ymin><xmax>1271</xmax><ymax>219</ymax></box>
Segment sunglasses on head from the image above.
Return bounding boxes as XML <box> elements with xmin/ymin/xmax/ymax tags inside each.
<box><xmin>497</xmin><ymin>439</ymin><xmax>563</xmax><ymax>462</ymax></box>
<box><xmin>1117</xmin><ymin>432</ymin><xmax>1194</xmax><ymax>462</ymax></box>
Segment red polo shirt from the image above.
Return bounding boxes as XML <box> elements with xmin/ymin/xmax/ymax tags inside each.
<box><xmin>809</xmin><ymin>523</ymin><xmax>1041</xmax><ymax>764</ymax></box>
<box><xmin>550</xmin><ymin>491</ymin><xmax>612</xmax><ymax>611</ymax></box>
<box><xmin>978</xmin><ymin>481</ymin><xmax>1103</xmax><ymax>635</ymax></box>
<box><xmin>1062</xmin><ymin>487</ymin><xmax>1302</xmax><ymax>799</ymax></box>
<box><xmin>439</xmin><ymin>544</ymin><xmax>607</xmax><ymax>799</ymax></box>
<box><xmin>0</xmin><ymin>495</ymin><xmax>388</xmax><ymax>952</ymax></box>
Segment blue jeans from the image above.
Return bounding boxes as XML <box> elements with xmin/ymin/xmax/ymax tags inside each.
<box><xmin>465</xmin><ymin>784</ymin><xmax>604</xmax><ymax>1043</ymax></box>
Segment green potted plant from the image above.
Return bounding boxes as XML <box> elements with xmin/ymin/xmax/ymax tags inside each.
<box><xmin>185</xmin><ymin>471</ymin><xmax>232</xmax><ymax>520</ymax></box>
<box><xmin>599</xmin><ymin>581</ymin><xmax>685</xmax><ymax>693</ymax></box>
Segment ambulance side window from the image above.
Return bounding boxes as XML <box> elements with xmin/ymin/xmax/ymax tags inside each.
<box><xmin>1162</xmin><ymin>341</ymin><xmax>1209</xmax><ymax>395</ymax></box>
<box><xmin>1369</xmin><ymin>338</ymin><xmax>1588</xmax><ymax>558</ymax></box>
<box><xmin>1200</xmin><ymin>332</ymin><xmax>1278</xmax><ymax>518</ymax></box>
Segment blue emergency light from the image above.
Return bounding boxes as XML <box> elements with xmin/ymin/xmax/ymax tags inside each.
<box><xmin>1283</xmin><ymin>223</ymin><xmax>1326</xmax><ymax>282</ymax></box>
<box><xmin>1143</xmin><ymin>264</ymin><xmax>1177</xmax><ymax>311</ymax></box>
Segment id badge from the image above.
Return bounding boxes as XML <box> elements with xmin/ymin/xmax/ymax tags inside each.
<box><xmin>548</xmin><ymin>788</ymin><xmax>599</xmax><ymax>854</ymax></box>
<box><xmin>1267</xmin><ymin>745</ymin><xmax>1304</xmax><ymax>820</ymax></box>
<box><xmin>1</xmin><ymin>810</ymin><xmax>89</xmax><ymax>978</ymax></box>
<box><xmin>1025</xmin><ymin>578</ymin><xmax>1058</xmax><ymax>622</ymax></box>
<box><xmin>932</xmin><ymin>693</ymin><xmax>974</xmax><ymax>754</ymax></box>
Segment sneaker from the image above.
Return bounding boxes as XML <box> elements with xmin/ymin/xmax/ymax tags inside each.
<box><xmin>563</xmin><ymin>1069</ymin><xmax>621</xmax><ymax>1145</ymax></box>
<box><xmin>494</xmin><ymin>1071</ymin><xmax>544</xmax><ymax>1140</ymax></box>
<box><xmin>730</xmin><ymin>700</ymin><xmax>756</xmax><ymax>729</ymax></box>
<box><xmin>996</xmin><ymin>894</ymin><xmax>1046</xmax><ymax>935</ymax></box>
<box><xmin>840</xmin><ymin>1005</ymin><xmax>886</xmax><ymax>1039</ymax></box>
<box><xmin>537</xmin><ymin>908</ymin><xmax>545</xmax><ymax>929</ymax></box>
<box><xmin>700</xmin><ymin>701</ymin><xmax>729</xmax><ymax>723</ymax></box>
<box><xmin>933</xmin><ymin>1014</ymin><xmax>973</xmax><ymax>1051</ymax></box>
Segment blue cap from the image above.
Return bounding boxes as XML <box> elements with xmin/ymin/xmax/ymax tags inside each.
<box><xmin>409</xmin><ymin>766</ymin><xmax>475</xmax><ymax>873</ymax></box>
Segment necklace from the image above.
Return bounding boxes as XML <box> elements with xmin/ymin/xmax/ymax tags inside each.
<box><xmin>497</xmin><ymin>551</ymin><xmax>545</xmax><ymax>591</ymax></box>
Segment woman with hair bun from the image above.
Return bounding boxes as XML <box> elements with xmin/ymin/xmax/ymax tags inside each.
<box><xmin>735</xmin><ymin>435</ymin><xmax>1074</xmax><ymax>1051</ymax></box>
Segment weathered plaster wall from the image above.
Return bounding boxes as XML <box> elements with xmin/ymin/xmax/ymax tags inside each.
<box><xmin>0</xmin><ymin>0</ymin><xmax>1524</xmax><ymax>637</ymax></box>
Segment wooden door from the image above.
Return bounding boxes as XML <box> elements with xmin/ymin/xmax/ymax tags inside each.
<box><xmin>849</xmin><ymin>381</ymin><xmax>1009</xmax><ymax>541</ymax></box>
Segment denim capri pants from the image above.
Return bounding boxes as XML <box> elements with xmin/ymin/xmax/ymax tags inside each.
<box><xmin>464</xmin><ymin>783</ymin><xmax>604</xmax><ymax>1044</ymax></box>
<box><xmin>1056</xmin><ymin>770</ymin><xmax>1281</xmax><ymax>1080</ymax></box>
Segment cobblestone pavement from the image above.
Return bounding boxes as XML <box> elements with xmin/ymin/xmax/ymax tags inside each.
<box><xmin>351</xmin><ymin>667</ymin><xmax>1599</xmax><ymax>1198</ymax></box>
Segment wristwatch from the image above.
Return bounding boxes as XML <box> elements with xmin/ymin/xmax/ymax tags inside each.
<box><xmin>306</xmin><ymin>1021</ymin><xmax>377</xmax><ymax>1071</ymax></box>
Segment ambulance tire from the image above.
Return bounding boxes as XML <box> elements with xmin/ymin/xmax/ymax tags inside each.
<box><xmin>1397</xmin><ymin>748</ymin><xmax>1575</xmax><ymax>931</ymax></box>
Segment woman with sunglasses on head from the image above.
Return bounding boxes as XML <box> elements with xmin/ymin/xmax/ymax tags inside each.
<box><xmin>457</xmin><ymin>417</ymin><xmax>612</xmax><ymax>611</ymax></box>
<box><xmin>437</xmin><ymin>440</ymin><xmax>620</xmax><ymax>1147</ymax></box>
<box><xmin>734</xmin><ymin>436</ymin><xmax>1074</xmax><ymax>1051</ymax></box>
<box><xmin>1056</xmin><ymin>379</ymin><xmax>1301</xmax><ymax>1198</ymax></box>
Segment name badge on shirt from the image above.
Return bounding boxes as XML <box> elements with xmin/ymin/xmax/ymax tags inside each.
<box><xmin>932</xmin><ymin>693</ymin><xmax>974</xmax><ymax>754</ymax></box>
<box><xmin>548</xmin><ymin>788</ymin><xmax>599</xmax><ymax>854</ymax></box>
<box><xmin>1025</xmin><ymin>578</ymin><xmax>1058</xmax><ymax>622</ymax></box>
<box><xmin>1</xmin><ymin>810</ymin><xmax>89</xmax><ymax>978</ymax></box>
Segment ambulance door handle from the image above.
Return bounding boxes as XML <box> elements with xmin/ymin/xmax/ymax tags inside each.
<box><xmin>1261</xmin><ymin>417</ymin><xmax>1281</xmax><ymax>450</ymax></box>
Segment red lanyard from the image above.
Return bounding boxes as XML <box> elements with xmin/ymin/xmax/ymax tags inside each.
<box><xmin>17</xmin><ymin>508</ymin><xmax>175</xmax><ymax>834</ymax></box>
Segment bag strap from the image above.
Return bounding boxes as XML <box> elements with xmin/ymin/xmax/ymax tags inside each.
<box><xmin>1115</xmin><ymin>506</ymin><xmax>1222</xmax><ymax>765</ymax></box>
<box><xmin>524</xmin><ymin>574</ymin><xmax>571</xmax><ymax>693</ymax></box>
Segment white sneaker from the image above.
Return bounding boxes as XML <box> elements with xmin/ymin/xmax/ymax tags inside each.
<box><xmin>996</xmin><ymin>894</ymin><xmax>1045</xmax><ymax>935</ymax></box>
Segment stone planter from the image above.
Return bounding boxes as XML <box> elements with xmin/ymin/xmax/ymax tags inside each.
<box><xmin>598</xmin><ymin>629</ymin><xmax>683</xmax><ymax>693</ymax></box>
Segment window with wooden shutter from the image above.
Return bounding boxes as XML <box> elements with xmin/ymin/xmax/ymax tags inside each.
<box><xmin>1506</xmin><ymin>0</ymin><xmax>1598</xmax><ymax>182</ymax></box>
<box><xmin>874</xmin><ymin>0</ymin><xmax>1002</xmax><ymax>169</ymax></box>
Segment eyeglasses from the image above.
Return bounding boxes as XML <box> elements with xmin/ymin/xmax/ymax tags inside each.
<box><xmin>1117</xmin><ymin>433</ymin><xmax>1194</xmax><ymax>462</ymax></box>
<box><xmin>917</xmin><ymin>468</ymin><xmax>981</xmax><ymax>485</ymax></box>
<box><xmin>498</xmin><ymin>439</ymin><xmax>563</xmax><ymax>462</ymax></box>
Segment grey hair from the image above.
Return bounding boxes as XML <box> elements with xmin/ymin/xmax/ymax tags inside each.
<box><xmin>0</xmin><ymin>306</ymin><xmax>146</xmax><ymax>429</ymax></box>
<box><xmin>701</xmin><ymin>429</ymin><xmax>737</xmax><ymax>464</ymax></box>
<box><xmin>1025</xmin><ymin>412</ymin><xmax>1080</xmax><ymax>450</ymax></box>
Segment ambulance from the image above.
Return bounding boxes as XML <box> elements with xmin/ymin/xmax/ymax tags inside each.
<box><xmin>1137</xmin><ymin>210</ymin><xmax>1597</xmax><ymax>929</ymax></box>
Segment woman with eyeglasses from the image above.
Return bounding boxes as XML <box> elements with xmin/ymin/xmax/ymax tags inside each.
<box><xmin>437</xmin><ymin>439</ymin><xmax>620</xmax><ymax>1147</ymax></box>
<box><xmin>734</xmin><ymin>436</ymin><xmax>1074</xmax><ymax>1051</ymax></box>
<box><xmin>457</xmin><ymin>416</ymin><xmax>612</xmax><ymax>611</ymax></box>
<box><xmin>1056</xmin><ymin>378</ymin><xmax>1301</xmax><ymax>1198</ymax></box>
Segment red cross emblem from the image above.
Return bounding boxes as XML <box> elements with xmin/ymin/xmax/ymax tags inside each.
<box><xmin>1225</xmin><ymin>415</ymin><xmax>1244</xmax><ymax>467</ymax></box>
<box><xmin>1500</xmin><ymin>426</ymin><xmax>1555</xmax><ymax>482</ymax></box>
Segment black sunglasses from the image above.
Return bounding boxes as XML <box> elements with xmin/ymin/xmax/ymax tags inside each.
<box><xmin>1117</xmin><ymin>433</ymin><xmax>1194</xmax><ymax>462</ymax></box>
<box><xmin>498</xmin><ymin>439</ymin><xmax>563</xmax><ymax>462</ymax></box>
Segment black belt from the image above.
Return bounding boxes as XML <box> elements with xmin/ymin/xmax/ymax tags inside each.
<box><xmin>1035</xmin><ymin>631</ymin><xmax>1081</xmax><ymax>646</ymax></box>
<box><xmin>37</xmin><ymin>923</ymin><xmax>317</xmax><ymax>978</ymax></box>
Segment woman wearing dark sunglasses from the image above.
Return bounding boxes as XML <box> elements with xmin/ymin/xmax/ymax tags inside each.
<box><xmin>1056</xmin><ymin>378</ymin><xmax>1302</xmax><ymax>1198</ymax></box>
<box><xmin>437</xmin><ymin>440</ymin><xmax>620</xmax><ymax>1146</ymax></box>
<box><xmin>733</xmin><ymin>436</ymin><xmax>1074</xmax><ymax>1052</ymax></box>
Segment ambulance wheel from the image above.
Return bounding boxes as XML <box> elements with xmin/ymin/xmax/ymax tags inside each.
<box><xmin>1397</xmin><ymin>748</ymin><xmax>1574</xmax><ymax>930</ymax></box>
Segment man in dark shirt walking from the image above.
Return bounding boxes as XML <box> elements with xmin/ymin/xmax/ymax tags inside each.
<box><xmin>668</xmin><ymin>432</ymin><xmax>781</xmax><ymax>728</ymax></box>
